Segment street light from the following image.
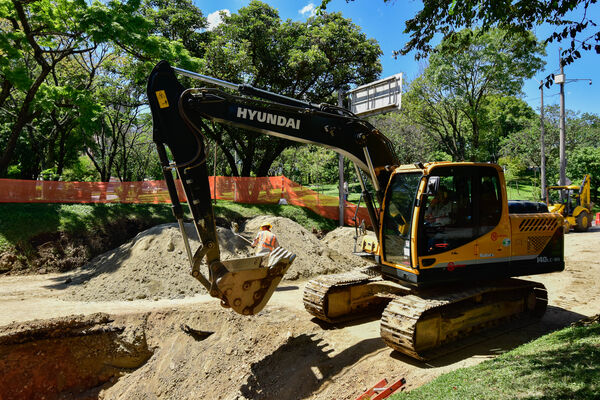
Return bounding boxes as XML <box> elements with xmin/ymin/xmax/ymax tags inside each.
<box><xmin>566</xmin><ymin>78</ymin><xmax>592</xmax><ymax>85</ymax></box>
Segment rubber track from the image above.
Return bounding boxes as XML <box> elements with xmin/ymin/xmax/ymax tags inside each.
<box><xmin>303</xmin><ymin>268</ymin><xmax>381</xmax><ymax>322</ymax></box>
<box><xmin>380</xmin><ymin>279</ymin><xmax>548</xmax><ymax>360</ymax></box>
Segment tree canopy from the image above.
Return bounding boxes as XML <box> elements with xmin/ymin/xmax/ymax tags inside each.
<box><xmin>402</xmin><ymin>28</ymin><xmax>545</xmax><ymax>161</ymax></box>
<box><xmin>0</xmin><ymin>0</ymin><xmax>199</xmax><ymax>179</ymax></box>
<box><xmin>2</xmin><ymin>0</ymin><xmax>599</xmax><ymax>193</ymax></box>
<box><xmin>199</xmin><ymin>1</ymin><xmax>382</xmax><ymax>177</ymax></box>
<box><xmin>0</xmin><ymin>0</ymin><xmax>382</xmax><ymax>181</ymax></box>
<box><xmin>500</xmin><ymin>106</ymin><xmax>600</xmax><ymax>200</ymax></box>
<box><xmin>320</xmin><ymin>0</ymin><xmax>598</xmax><ymax>75</ymax></box>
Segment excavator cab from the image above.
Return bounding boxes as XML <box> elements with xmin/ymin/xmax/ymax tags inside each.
<box><xmin>378</xmin><ymin>163</ymin><xmax>520</xmax><ymax>284</ymax></box>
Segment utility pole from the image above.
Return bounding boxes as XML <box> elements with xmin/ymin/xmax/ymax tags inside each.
<box><xmin>213</xmin><ymin>144</ymin><xmax>217</xmax><ymax>205</ymax></box>
<box><xmin>554</xmin><ymin>51</ymin><xmax>592</xmax><ymax>191</ymax></box>
<box><xmin>557</xmin><ymin>49</ymin><xmax>567</xmax><ymax>187</ymax></box>
<box><xmin>338</xmin><ymin>90</ymin><xmax>345</xmax><ymax>227</ymax></box>
<box><xmin>540</xmin><ymin>80</ymin><xmax>546</xmax><ymax>201</ymax></box>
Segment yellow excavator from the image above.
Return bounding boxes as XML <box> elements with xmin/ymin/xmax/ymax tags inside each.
<box><xmin>546</xmin><ymin>175</ymin><xmax>593</xmax><ymax>232</ymax></box>
<box><xmin>147</xmin><ymin>61</ymin><xmax>564</xmax><ymax>360</ymax></box>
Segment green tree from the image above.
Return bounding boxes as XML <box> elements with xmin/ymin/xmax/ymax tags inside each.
<box><xmin>568</xmin><ymin>146</ymin><xmax>600</xmax><ymax>202</ymax></box>
<box><xmin>198</xmin><ymin>1</ymin><xmax>382</xmax><ymax>177</ymax></box>
<box><xmin>15</xmin><ymin>52</ymin><xmax>104</xmax><ymax>179</ymax></box>
<box><xmin>368</xmin><ymin>112</ymin><xmax>434</xmax><ymax>164</ymax></box>
<box><xmin>404</xmin><ymin>76</ymin><xmax>470</xmax><ymax>160</ymax></box>
<box><xmin>1</xmin><ymin>0</ymin><xmax>128</xmax><ymax>176</ymax></box>
<box><xmin>480</xmin><ymin>96</ymin><xmax>537</xmax><ymax>162</ymax></box>
<box><xmin>141</xmin><ymin>0</ymin><xmax>209</xmax><ymax>58</ymax></box>
<box><xmin>0</xmin><ymin>0</ymin><xmax>199</xmax><ymax>178</ymax></box>
<box><xmin>403</xmin><ymin>28</ymin><xmax>545</xmax><ymax>161</ymax></box>
<box><xmin>500</xmin><ymin>105</ymin><xmax>600</xmax><ymax>194</ymax></box>
<box><xmin>81</xmin><ymin>53</ymin><xmax>152</xmax><ymax>182</ymax></box>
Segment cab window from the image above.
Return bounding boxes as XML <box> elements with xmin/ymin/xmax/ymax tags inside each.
<box><xmin>381</xmin><ymin>173</ymin><xmax>422</xmax><ymax>265</ymax></box>
<box><xmin>419</xmin><ymin>166</ymin><xmax>502</xmax><ymax>256</ymax></box>
<box><xmin>478</xmin><ymin>173</ymin><xmax>502</xmax><ymax>235</ymax></box>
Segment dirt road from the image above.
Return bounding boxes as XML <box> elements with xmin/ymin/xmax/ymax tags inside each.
<box><xmin>1</xmin><ymin>226</ymin><xmax>599</xmax><ymax>399</ymax></box>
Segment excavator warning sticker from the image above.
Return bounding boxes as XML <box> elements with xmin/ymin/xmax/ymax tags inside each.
<box><xmin>155</xmin><ymin>90</ymin><xmax>169</xmax><ymax>108</ymax></box>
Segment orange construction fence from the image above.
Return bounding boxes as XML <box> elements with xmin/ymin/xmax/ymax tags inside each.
<box><xmin>0</xmin><ymin>176</ymin><xmax>371</xmax><ymax>227</ymax></box>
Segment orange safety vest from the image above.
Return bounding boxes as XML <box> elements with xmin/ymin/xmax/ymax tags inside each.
<box><xmin>254</xmin><ymin>230</ymin><xmax>278</xmax><ymax>254</ymax></box>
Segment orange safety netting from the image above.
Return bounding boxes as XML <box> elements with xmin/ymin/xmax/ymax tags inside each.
<box><xmin>0</xmin><ymin>177</ymin><xmax>371</xmax><ymax>227</ymax></box>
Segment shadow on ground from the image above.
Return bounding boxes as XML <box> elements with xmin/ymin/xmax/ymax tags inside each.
<box><xmin>239</xmin><ymin>333</ymin><xmax>386</xmax><ymax>399</ymax></box>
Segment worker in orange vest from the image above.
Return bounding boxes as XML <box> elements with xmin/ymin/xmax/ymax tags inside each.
<box><xmin>252</xmin><ymin>222</ymin><xmax>279</xmax><ymax>255</ymax></box>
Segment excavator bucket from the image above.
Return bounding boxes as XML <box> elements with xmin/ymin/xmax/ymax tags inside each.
<box><xmin>212</xmin><ymin>247</ymin><xmax>296</xmax><ymax>315</ymax></box>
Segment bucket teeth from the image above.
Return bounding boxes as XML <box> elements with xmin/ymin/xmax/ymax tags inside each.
<box><xmin>267</xmin><ymin>247</ymin><xmax>296</xmax><ymax>270</ymax></box>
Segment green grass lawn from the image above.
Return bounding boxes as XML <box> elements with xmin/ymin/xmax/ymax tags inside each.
<box><xmin>0</xmin><ymin>203</ymin><xmax>175</xmax><ymax>252</ymax></box>
<box><xmin>307</xmin><ymin>182</ymin><xmax>362</xmax><ymax>202</ymax></box>
<box><xmin>0</xmin><ymin>201</ymin><xmax>337</xmax><ymax>253</ymax></box>
<box><xmin>390</xmin><ymin>319</ymin><xmax>600</xmax><ymax>400</ymax></box>
<box><xmin>505</xmin><ymin>180</ymin><xmax>540</xmax><ymax>201</ymax></box>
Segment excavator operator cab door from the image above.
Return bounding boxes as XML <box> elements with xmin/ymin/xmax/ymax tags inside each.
<box><xmin>417</xmin><ymin>168</ymin><xmax>478</xmax><ymax>262</ymax></box>
<box><xmin>380</xmin><ymin>172</ymin><xmax>422</xmax><ymax>269</ymax></box>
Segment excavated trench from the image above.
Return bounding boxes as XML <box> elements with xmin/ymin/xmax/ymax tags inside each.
<box><xmin>0</xmin><ymin>313</ymin><xmax>153</xmax><ymax>400</ymax></box>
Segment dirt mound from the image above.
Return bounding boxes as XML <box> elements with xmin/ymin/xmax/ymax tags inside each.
<box><xmin>61</xmin><ymin>223</ymin><xmax>251</xmax><ymax>302</ymax></box>
<box><xmin>61</xmin><ymin>217</ymin><xmax>365</xmax><ymax>302</ymax></box>
<box><xmin>98</xmin><ymin>306</ymin><xmax>336</xmax><ymax>400</ymax></box>
<box><xmin>322</xmin><ymin>226</ymin><xmax>375</xmax><ymax>260</ymax></box>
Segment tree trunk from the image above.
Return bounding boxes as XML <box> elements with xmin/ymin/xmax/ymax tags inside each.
<box><xmin>255</xmin><ymin>140</ymin><xmax>290</xmax><ymax>177</ymax></box>
<box><xmin>0</xmin><ymin>68</ymin><xmax>50</xmax><ymax>176</ymax></box>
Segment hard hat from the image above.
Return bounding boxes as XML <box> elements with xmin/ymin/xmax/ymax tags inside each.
<box><xmin>260</xmin><ymin>222</ymin><xmax>272</xmax><ymax>229</ymax></box>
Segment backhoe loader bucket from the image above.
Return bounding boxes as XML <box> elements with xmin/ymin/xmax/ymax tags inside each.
<box><xmin>212</xmin><ymin>247</ymin><xmax>296</xmax><ymax>315</ymax></box>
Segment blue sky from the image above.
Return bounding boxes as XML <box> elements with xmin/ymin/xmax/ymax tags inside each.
<box><xmin>200</xmin><ymin>0</ymin><xmax>600</xmax><ymax>115</ymax></box>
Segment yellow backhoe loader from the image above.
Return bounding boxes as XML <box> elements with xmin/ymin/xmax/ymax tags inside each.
<box><xmin>546</xmin><ymin>175</ymin><xmax>593</xmax><ymax>232</ymax></box>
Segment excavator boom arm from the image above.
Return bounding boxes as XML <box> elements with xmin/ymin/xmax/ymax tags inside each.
<box><xmin>178</xmin><ymin>88</ymin><xmax>398</xmax><ymax>185</ymax></box>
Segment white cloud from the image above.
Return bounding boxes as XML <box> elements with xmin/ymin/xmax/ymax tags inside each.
<box><xmin>207</xmin><ymin>9</ymin><xmax>231</xmax><ymax>30</ymax></box>
<box><xmin>299</xmin><ymin>3</ymin><xmax>316</xmax><ymax>17</ymax></box>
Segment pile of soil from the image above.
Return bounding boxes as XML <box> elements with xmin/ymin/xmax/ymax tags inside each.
<box><xmin>61</xmin><ymin>223</ymin><xmax>249</xmax><ymax>302</ymax></box>
<box><xmin>321</xmin><ymin>226</ymin><xmax>374</xmax><ymax>257</ymax></box>
<box><xmin>100</xmin><ymin>306</ymin><xmax>326</xmax><ymax>400</ymax></box>
<box><xmin>61</xmin><ymin>217</ymin><xmax>368</xmax><ymax>303</ymax></box>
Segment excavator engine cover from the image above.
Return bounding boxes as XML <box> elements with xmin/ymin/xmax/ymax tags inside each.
<box><xmin>212</xmin><ymin>247</ymin><xmax>296</xmax><ymax>315</ymax></box>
